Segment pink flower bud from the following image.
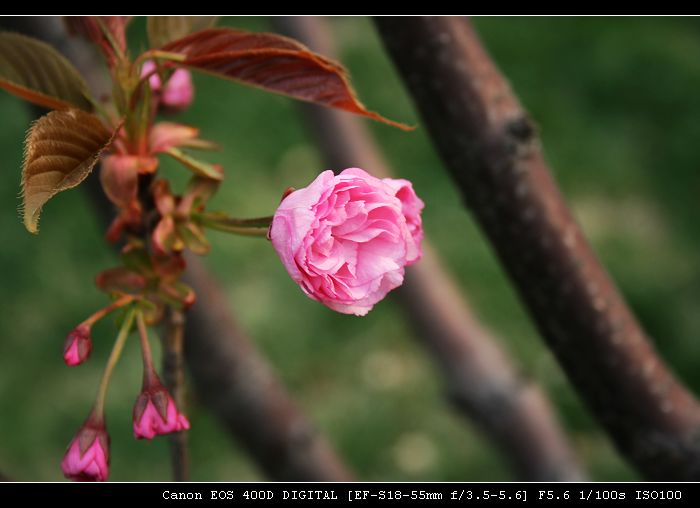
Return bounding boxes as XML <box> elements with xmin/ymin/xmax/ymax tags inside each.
<box><xmin>61</xmin><ymin>416</ymin><xmax>110</xmax><ymax>482</ymax></box>
<box><xmin>133</xmin><ymin>377</ymin><xmax>190</xmax><ymax>440</ymax></box>
<box><xmin>161</xmin><ymin>68</ymin><xmax>194</xmax><ymax>111</ymax></box>
<box><xmin>63</xmin><ymin>324</ymin><xmax>92</xmax><ymax>367</ymax></box>
<box><xmin>270</xmin><ymin>168</ymin><xmax>424</xmax><ymax>316</ymax></box>
<box><xmin>141</xmin><ymin>59</ymin><xmax>162</xmax><ymax>92</ymax></box>
<box><xmin>141</xmin><ymin>60</ymin><xmax>194</xmax><ymax>112</ymax></box>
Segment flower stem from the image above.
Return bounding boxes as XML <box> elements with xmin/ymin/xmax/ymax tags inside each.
<box><xmin>93</xmin><ymin>307</ymin><xmax>136</xmax><ymax>415</ymax></box>
<box><xmin>202</xmin><ymin>224</ymin><xmax>270</xmax><ymax>237</ymax></box>
<box><xmin>195</xmin><ymin>212</ymin><xmax>272</xmax><ymax>237</ymax></box>
<box><xmin>134</xmin><ymin>50</ymin><xmax>186</xmax><ymax>68</ymax></box>
<box><xmin>136</xmin><ymin>311</ymin><xmax>155</xmax><ymax>379</ymax></box>
<box><xmin>83</xmin><ymin>294</ymin><xmax>136</xmax><ymax>328</ymax></box>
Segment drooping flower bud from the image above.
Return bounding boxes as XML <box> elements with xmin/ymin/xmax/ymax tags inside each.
<box><xmin>133</xmin><ymin>375</ymin><xmax>190</xmax><ymax>440</ymax></box>
<box><xmin>61</xmin><ymin>413</ymin><xmax>110</xmax><ymax>482</ymax></box>
<box><xmin>63</xmin><ymin>324</ymin><xmax>92</xmax><ymax>367</ymax></box>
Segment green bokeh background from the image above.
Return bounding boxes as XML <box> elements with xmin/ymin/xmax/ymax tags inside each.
<box><xmin>1</xmin><ymin>16</ymin><xmax>699</xmax><ymax>481</ymax></box>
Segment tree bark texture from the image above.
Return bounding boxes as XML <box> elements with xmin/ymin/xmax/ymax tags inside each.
<box><xmin>375</xmin><ymin>16</ymin><xmax>700</xmax><ymax>480</ymax></box>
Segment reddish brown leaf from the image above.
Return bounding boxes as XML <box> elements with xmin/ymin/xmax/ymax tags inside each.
<box><xmin>65</xmin><ymin>17</ymin><xmax>131</xmax><ymax>65</ymax></box>
<box><xmin>161</xmin><ymin>28</ymin><xmax>412</xmax><ymax>130</ymax></box>
<box><xmin>22</xmin><ymin>109</ymin><xmax>116</xmax><ymax>233</ymax></box>
<box><xmin>0</xmin><ymin>32</ymin><xmax>93</xmax><ymax>111</ymax></box>
<box><xmin>95</xmin><ymin>267</ymin><xmax>147</xmax><ymax>294</ymax></box>
<box><xmin>152</xmin><ymin>253</ymin><xmax>186</xmax><ymax>282</ymax></box>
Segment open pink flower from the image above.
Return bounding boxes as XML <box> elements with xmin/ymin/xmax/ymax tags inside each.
<box><xmin>133</xmin><ymin>378</ymin><xmax>190</xmax><ymax>440</ymax></box>
<box><xmin>63</xmin><ymin>324</ymin><xmax>92</xmax><ymax>366</ymax></box>
<box><xmin>141</xmin><ymin>60</ymin><xmax>194</xmax><ymax>111</ymax></box>
<box><xmin>270</xmin><ymin>168</ymin><xmax>424</xmax><ymax>316</ymax></box>
<box><xmin>61</xmin><ymin>416</ymin><xmax>110</xmax><ymax>482</ymax></box>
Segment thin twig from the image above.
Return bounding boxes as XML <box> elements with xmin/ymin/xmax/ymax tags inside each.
<box><xmin>375</xmin><ymin>16</ymin><xmax>700</xmax><ymax>480</ymax></box>
<box><xmin>272</xmin><ymin>15</ymin><xmax>585</xmax><ymax>482</ymax></box>
<box><xmin>162</xmin><ymin>307</ymin><xmax>190</xmax><ymax>481</ymax></box>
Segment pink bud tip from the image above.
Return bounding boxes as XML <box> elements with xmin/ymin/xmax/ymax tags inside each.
<box><xmin>61</xmin><ymin>420</ymin><xmax>109</xmax><ymax>482</ymax></box>
<box><xmin>141</xmin><ymin>60</ymin><xmax>161</xmax><ymax>92</ymax></box>
<box><xmin>133</xmin><ymin>381</ymin><xmax>190</xmax><ymax>440</ymax></box>
<box><xmin>161</xmin><ymin>68</ymin><xmax>194</xmax><ymax>111</ymax></box>
<box><xmin>63</xmin><ymin>325</ymin><xmax>92</xmax><ymax>367</ymax></box>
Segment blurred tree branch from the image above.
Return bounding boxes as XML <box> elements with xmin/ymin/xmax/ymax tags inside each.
<box><xmin>182</xmin><ymin>255</ymin><xmax>354</xmax><ymax>481</ymax></box>
<box><xmin>375</xmin><ymin>16</ymin><xmax>700</xmax><ymax>480</ymax></box>
<box><xmin>273</xmin><ymin>15</ymin><xmax>585</xmax><ymax>482</ymax></box>
<box><xmin>162</xmin><ymin>307</ymin><xmax>190</xmax><ymax>481</ymax></box>
<box><xmin>7</xmin><ymin>16</ymin><xmax>354</xmax><ymax>482</ymax></box>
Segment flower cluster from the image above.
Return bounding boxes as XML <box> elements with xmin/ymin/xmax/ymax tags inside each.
<box><xmin>61</xmin><ymin>310</ymin><xmax>189</xmax><ymax>482</ymax></box>
<box><xmin>55</xmin><ymin>30</ymin><xmax>212</xmax><ymax>483</ymax></box>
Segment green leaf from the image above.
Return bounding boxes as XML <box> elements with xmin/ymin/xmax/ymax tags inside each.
<box><xmin>176</xmin><ymin>221</ymin><xmax>210</xmax><ymax>255</ymax></box>
<box><xmin>21</xmin><ymin>109</ymin><xmax>115</xmax><ymax>233</ymax></box>
<box><xmin>179</xmin><ymin>176</ymin><xmax>220</xmax><ymax>214</ymax></box>
<box><xmin>163</xmin><ymin>147</ymin><xmax>223</xmax><ymax>181</ymax></box>
<box><xmin>0</xmin><ymin>32</ymin><xmax>93</xmax><ymax>110</ymax></box>
<box><xmin>121</xmin><ymin>243</ymin><xmax>154</xmax><ymax>276</ymax></box>
<box><xmin>147</xmin><ymin>16</ymin><xmax>218</xmax><ymax>49</ymax></box>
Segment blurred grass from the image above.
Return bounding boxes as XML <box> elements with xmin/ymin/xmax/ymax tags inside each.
<box><xmin>1</xmin><ymin>16</ymin><xmax>700</xmax><ymax>481</ymax></box>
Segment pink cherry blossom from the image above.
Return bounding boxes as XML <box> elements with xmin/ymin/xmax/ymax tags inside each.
<box><xmin>133</xmin><ymin>381</ymin><xmax>190</xmax><ymax>440</ymax></box>
<box><xmin>270</xmin><ymin>168</ymin><xmax>424</xmax><ymax>316</ymax></box>
<box><xmin>61</xmin><ymin>420</ymin><xmax>109</xmax><ymax>482</ymax></box>
<box><xmin>382</xmin><ymin>178</ymin><xmax>424</xmax><ymax>248</ymax></box>
<box><xmin>63</xmin><ymin>324</ymin><xmax>92</xmax><ymax>367</ymax></box>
